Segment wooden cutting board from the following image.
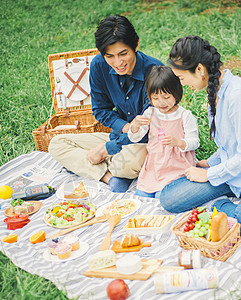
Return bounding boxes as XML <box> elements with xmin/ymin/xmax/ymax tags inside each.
<box><xmin>84</xmin><ymin>259</ymin><xmax>162</xmax><ymax>281</ymax></box>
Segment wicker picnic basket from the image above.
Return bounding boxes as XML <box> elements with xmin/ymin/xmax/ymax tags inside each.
<box><xmin>172</xmin><ymin>210</ymin><xmax>241</xmax><ymax>261</ymax></box>
<box><xmin>32</xmin><ymin>48</ymin><xmax>110</xmax><ymax>152</ymax></box>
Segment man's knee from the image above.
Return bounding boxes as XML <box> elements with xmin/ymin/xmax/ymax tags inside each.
<box><xmin>48</xmin><ymin>135</ymin><xmax>62</xmax><ymax>155</ymax></box>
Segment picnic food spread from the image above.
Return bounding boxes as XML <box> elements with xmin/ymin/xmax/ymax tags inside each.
<box><xmin>44</xmin><ymin>200</ymin><xmax>96</xmax><ymax>228</ymax></box>
<box><xmin>88</xmin><ymin>250</ymin><xmax>117</xmax><ymax>270</ymax></box>
<box><xmin>2</xmin><ymin>176</ymin><xmax>241</xmax><ymax>298</ymax></box>
<box><xmin>116</xmin><ymin>254</ymin><xmax>142</xmax><ymax>275</ymax></box>
<box><xmin>3</xmin><ymin>214</ymin><xmax>30</xmax><ymax>230</ymax></box>
<box><xmin>0</xmin><ymin>185</ymin><xmax>13</xmax><ymax>199</ymax></box>
<box><xmin>127</xmin><ymin>215</ymin><xmax>175</xmax><ymax>228</ymax></box>
<box><xmin>101</xmin><ymin>199</ymin><xmax>139</xmax><ymax>217</ymax></box>
<box><xmin>64</xmin><ymin>181</ymin><xmax>89</xmax><ymax>199</ymax></box>
<box><xmin>121</xmin><ymin>233</ymin><xmax>141</xmax><ymax>247</ymax></box>
<box><xmin>10</xmin><ymin>199</ymin><xmax>35</xmax><ymax>214</ymax></box>
<box><xmin>1</xmin><ymin>233</ymin><xmax>18</xmax><ymax>243</ymax></box>
<box><xmin>106</xmin><ymin>279</ymin><xmax>130</xmax><ymax>300</ymax></box>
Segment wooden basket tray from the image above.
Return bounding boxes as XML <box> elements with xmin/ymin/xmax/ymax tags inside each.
<box><xmin>32</xmin><ymin>48</ymin><xmax>110</xmax><ymax>152</ymax></box>
<box><xmin>172</xmin><ymin>211</ymin><xmax>241</xmax><ymax>261</ymax></box>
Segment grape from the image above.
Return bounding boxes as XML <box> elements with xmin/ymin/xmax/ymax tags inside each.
<box><xmin>195</xmin><ymin>223</ymin><xmax>201</xmax><ymax>229</ymax></box>
<box><xmin>205</xmin><ymin>224</ymin><xmax>210</xmax><ymax>230</ymax></box>
<box><xmin>193</xmin><ymin>228</ymin><xmax>199</xmax><ymax>234</ymax></box>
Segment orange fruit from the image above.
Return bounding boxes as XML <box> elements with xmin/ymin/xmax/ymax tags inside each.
<box><xmin>2</xmin><ymin>234</ymin><xmax>17</xmax><ymax>243</ymax></box>
<box><xmin>0</xmin><ymin>185</ymin><xmax>13</xmax><ymax>199</ymax></box>
<box><xmin>29</xmin><ymin>231</ymin><xmax>45</xmax><ymax>244</ymax></box>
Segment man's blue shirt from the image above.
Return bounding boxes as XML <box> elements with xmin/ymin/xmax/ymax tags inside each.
<box><xmin>89</xmin><ymin>51</ymin><xmax>163</xmax><ymax>155</ymax></box>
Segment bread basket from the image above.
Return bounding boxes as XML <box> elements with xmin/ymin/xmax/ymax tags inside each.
<box><xmin>172</xmin><ymin>210</ymin><xmax>241</xmax><ymax>261</ymax></box>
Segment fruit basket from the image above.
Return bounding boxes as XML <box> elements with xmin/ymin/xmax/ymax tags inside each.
<box><xmin>32</xmin><ymin>48</ymin><xmax>110</xmax><ymax>152</ymax></box>
<box><xmin>172</xmin><ymin>210</ymin><xmax>241</xmax><ymax>261</ymax></box>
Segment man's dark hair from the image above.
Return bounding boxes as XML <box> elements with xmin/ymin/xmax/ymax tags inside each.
<box><xmin>95</xmin><ymin>15</ymin><xmax>139</xmax><ymax>55</ymax></box>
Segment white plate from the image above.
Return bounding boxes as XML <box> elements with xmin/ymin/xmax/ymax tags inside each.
<box><xmin>43</xmin><ymin>241</ymin><xmax>89</xmax><ymax>262</ymax></box>
<box><xmin>61</xmin><ymin>67</ymin><xmax>90</xmax><ymax>101</ymax></box>
<box><xmin>56</xmin><ymin>180</ymin><xmax>98</xmax><ymax>200</ymax></box>
<box><xmin>95</xmin><ymin>199</ymin><xmax>141</xmax><ymax>218</ymax></box>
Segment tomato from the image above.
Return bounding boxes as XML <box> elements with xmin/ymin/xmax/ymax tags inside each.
<box><xmin>66</xmin><ymin>206</ymin><xmax>75</xmax><ymax>211</ymax></box>
<box><xmin>191</xmin><ymin>216</ymin><xmax>197</xmax><ymax>222</ymax></box>
<box><xmin>188</xmin><ymin>223</ymin><xmax>195</xmax><ymax>230</ymax></box>
<box><xmin>64</xmin><ymin>216</ymin><xmax>74</xmax><ymax>222</ymax></box>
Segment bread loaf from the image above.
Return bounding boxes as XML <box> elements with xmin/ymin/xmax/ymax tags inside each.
<box><xmin>121</xmin><ymin>234</ymin><xmax>141</xmax><ymax>248</ymax></box>
<box><xmin>211</xmin><ymin>212</ymin><xmax>228</xmax><ymax>242</ymax></box>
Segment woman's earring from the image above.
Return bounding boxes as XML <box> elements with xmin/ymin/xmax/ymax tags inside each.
<box><xmin>201</xmin><ymin>71</ymin><xmax>204</xmax><ymax>76</ymax></box>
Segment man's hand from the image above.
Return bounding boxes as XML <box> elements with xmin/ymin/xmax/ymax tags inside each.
<box><xmin>87</xmin><ymin>143</ymin><xmax>108</xmax><ymax>165</ymax></box>
<box><xmin>185</xmin><ymin>166</ymin><xmax>208</xmax><ymax>182</ymax></box>
<box><xmin>196</xmin><ymin>160</ymin><xmax>210</xmax><ymax>168</ymax></box>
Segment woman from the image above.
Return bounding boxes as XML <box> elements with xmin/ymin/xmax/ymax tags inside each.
<box><xmin>157</xmin><ymin>35</ymin><xmax>241</xmax><ymax>221</ymax></box>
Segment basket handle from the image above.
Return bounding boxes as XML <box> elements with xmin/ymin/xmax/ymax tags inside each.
<box><xmin>75</xmin><ymin>120</ymin><xmax>80</xmax><ymax>130</ymax></box>
<box><xmin>41</xmin><ymin>126</ymin><xmax>46</xmax><ymax>135</ymax></box>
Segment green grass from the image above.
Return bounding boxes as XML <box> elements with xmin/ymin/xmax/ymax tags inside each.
<box><xmin>1</xmin><ymin>0</ymin><xmax>241</xmax><ymax>298</ymax></box>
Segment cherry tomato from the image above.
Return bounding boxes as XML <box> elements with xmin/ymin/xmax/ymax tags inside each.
<box><xmin>64</xmin><ymin>216</ymin><xmax>74</xmax><ymax>222</ymax></box>
<box><xmin>192</xmin><ymin>216</ymin><xmax>197</xmax><ymax>222</ymax></box>
<box><xmin>188</xmin><ymin>223</ymin><xmax>195</xmax><ymax>230</ymax></box>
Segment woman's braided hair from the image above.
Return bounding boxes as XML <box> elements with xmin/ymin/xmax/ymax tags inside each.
<box><xmin>168</xmin><ymin>35</ymin><xmax>223</xmax><ymax>137</ymax></box>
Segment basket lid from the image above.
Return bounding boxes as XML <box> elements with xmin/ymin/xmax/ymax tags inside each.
<box><xmin>48</xmin><ymin>48</ymin><xmax>99</xmax><ymax>113</ymax></box>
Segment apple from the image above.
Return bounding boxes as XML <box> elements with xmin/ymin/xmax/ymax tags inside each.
<box><xmin>106</xmin><ymin>279</ymin><xmax>130</xmax><ymax>300</ymax></box>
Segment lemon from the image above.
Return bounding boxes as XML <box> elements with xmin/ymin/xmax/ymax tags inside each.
<box><xmin>29</xmin><ymin>231</ymin><xmax>45</xmax><ymax>244</ymax></box>
<box><xmin>0</xmin><ymin>185</ymin><xmax>13</xmax><ymax>199</ymax></box>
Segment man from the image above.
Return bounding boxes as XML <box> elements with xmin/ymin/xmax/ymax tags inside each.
<box><xmin>49</xmin><ymin>15</ymin><xmax>163</xmax><ymax>192</ymax></box>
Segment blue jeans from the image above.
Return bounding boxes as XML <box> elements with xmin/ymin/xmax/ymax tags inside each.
<box><xmin>135</xmin><ymin>176</ymin><xmax>235</xmax><ymax>213</ymax></box>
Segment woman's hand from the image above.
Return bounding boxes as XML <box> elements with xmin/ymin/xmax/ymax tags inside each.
<box><xmin>130</xmin><ymin>115</ymin><xmax>149</xmax><ymax>133</ymax></box>
<box><xmin>87</xmin><ymin>143</ymin><xmax>108</xmax><ymax>165</ymax></box>
<box><xmin>185</xmin><ymin>166</ymin><xmax>208</xmax><ymax>182</ymax></box>
<box><xmin>196</xmin><ymin>160</ymin><xmax>210</xmax><ymax>168</ymax></box>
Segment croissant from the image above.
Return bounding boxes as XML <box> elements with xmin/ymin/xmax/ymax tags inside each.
<box><xmin>121</xmin><ymin>234</ymin><xmax>141</xmax><ymax>248</ymax></box>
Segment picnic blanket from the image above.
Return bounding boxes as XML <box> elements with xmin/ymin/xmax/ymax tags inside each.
<box><xmin>1</xmin><ymin>151</ymin><xmax>241</xmax><ymax>300</ymax></box>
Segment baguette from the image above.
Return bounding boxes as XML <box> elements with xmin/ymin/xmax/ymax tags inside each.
<box><xmin>211</xmin><ymin>212</ymin><xmax>228</xmax><ymax>242</ymax></box>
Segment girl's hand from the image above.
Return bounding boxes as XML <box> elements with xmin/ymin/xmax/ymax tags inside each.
<box><xmin>122</xmin><ymin>123</ymin><xmax>130</xmax><ymax>133</ymax></box>
<box><xmin>185</xmin><ymin>166</ymin><xmax>208</xmax><ymax>182</ymax></box>
<box><xmin>161</xmin><ymin>136</ymin><xmax>186</xmax><ymax>149</ymax></box>
<box><xmin>131</xmin><ymin>115</ymin><xmax>149</xmax><ymax>133</ymax></box>
<box><xmin>196</xmin><ymin>160</ymin><xmax>210</xmax><ymax>168</ymax></box>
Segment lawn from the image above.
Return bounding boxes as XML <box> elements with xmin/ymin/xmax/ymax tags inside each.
<box><xmin>1</xmin><ymin>0</ymin><xmax>241</xmax><ymax>298</ymax></box>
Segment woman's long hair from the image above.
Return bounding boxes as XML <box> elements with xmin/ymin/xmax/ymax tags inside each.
<box><xmin>168</xmin><ymin>35</ymin><xmax>223</xmax><ymax>137</ymax></box>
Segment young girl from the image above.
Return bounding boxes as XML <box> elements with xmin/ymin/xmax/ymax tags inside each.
<box><xmin>128</xmin><ymin>65</ymin><xmax>199</xmax><ymax>198</ymax></box>
<box><xmin>160</xmin><ymin>35</ymin><xmax>241</xmax><ymax>218</ymax></box>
